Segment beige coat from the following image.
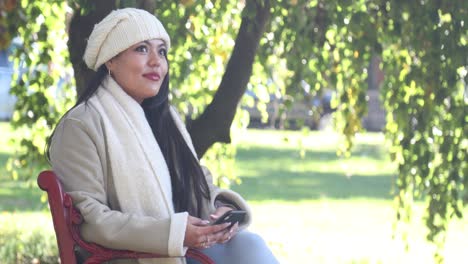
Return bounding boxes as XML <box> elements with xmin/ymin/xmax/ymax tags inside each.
<box><xmin>49</xmin><ymin>85</ymin><xmax>251</xmax><ymax>264</ymax></box>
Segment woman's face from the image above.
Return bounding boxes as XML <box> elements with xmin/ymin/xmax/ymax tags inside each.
<box><xmin>105</xmin><ymin>38</ymin><xmax>168</xmax><ymax>103</ymax></box>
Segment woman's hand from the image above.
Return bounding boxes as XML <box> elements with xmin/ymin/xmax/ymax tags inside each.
<box><xmin>219</xmin><ymin>222</ymin><xmax>238</xmax><ymax>244</ymax></box>
<box><xmin>209</xmin><ymin>207</ymin><xmax>240</xmax><ymax>244</ymax></box>
<box><xmin>184</xmin><ymin>216</ymin><xmax>231</xmax><ymax>249</ymax></box>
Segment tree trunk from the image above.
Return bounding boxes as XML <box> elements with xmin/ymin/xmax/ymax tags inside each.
<box><xmin>188</xmin><ymin>0</ymin><xmax>271</xmax><ymax>157</ymax></box>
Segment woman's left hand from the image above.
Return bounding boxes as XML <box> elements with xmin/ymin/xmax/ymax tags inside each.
<box><xmin>209</xmin><ymin>207</ymin><xmax>239</xmax><ymax>244</ymax></box>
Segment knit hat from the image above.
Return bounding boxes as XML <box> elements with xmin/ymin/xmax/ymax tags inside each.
<box><xmin>83</xmin><ymin>8</ymin><xmax>170</xmax><ymax>71</ymax></box>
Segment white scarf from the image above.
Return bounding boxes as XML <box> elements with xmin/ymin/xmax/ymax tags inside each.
<box><xmin>89</xmin><ymin>76</ymin><xmax>195</xmax><ymax>264</ymax></box>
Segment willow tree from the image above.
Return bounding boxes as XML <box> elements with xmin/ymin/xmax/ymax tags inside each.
<box><xmin>1</xmin><ymin>0</ymin><xmax>466</xmax><ymax>262</ymax></box>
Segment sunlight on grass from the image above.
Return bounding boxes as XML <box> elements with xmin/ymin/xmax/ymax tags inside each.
<box><xmin>232</xmin><ymin>130</ymin><xmax>395</xmax><ymax>201</ymax></box>
<box><xmin>0</xmin><ymin>211</ymin><xmax>52</xmax><ymax>229</ymax></box>
<box><xmin>248</xmin><ymin>201</ymin><xmax>468</xmax><ymax>264</ymax></box>
<box><xmin>235</xmin><ymin>129</ymin><xmax>395</xmax><ymax>178</ymax></box>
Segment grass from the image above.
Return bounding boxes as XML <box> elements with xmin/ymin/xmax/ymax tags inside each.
<box><xmin>231</xmin><ymin>130</ymin><xmax>394</xmax><ymax>201</ymax></box>
<box><xmin>0</xmin><ymin>122</ymin><xmax>44</xmax><ymax>211</ymax></box>
<box><xmin>229</xmin><ymin>129</ymin><xmax>468</xmax><ymax>264</ymax></box>
<box><xmin>1</xmin><ymin>122</ymin><xmax>467</xmax><ymax>263</ymax></box>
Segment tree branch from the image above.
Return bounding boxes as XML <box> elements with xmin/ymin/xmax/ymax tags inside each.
<box><xmin>188</xmin><ymin>0</ymin><xmax>271</xmax><ymax>157</ymax></box>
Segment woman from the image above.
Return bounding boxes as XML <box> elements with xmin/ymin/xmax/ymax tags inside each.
<box><xmin>47</xmin><ymin>8</ymin><xmax>278</xmax><ymax>264</ymax></box>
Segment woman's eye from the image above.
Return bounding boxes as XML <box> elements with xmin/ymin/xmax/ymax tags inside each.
<box><xmin>158</xmin><ymin>48</ymin><xmax>167</xmax><ymax>57</ymax></box>
<box><xmin>135</xmin><ymin>45</ymin><xmax>148</xmax><ymax>53</ymax></box>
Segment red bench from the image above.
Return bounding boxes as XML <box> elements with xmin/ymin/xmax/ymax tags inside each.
<box><xmin>38</xmin><ymin>170</ymin><xmax>214</xmax><ymax>264</ymax></box>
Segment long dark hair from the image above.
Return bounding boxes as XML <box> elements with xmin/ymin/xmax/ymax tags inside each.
<box><xmin>47</xmin><ymin>64</ymin><xmax>211</xmax><ymax>217</ymax></box>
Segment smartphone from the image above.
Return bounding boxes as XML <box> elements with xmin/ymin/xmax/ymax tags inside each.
<box><xmin>211</xmin><ymin>210</ymin><xmax>246</xmax><ymax>228</ymax></box>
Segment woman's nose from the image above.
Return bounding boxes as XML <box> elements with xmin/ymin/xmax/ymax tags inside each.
<box><xmin>149</xmin><ymin>51</ymin><xmax>161</xmax><ymax>66</ymax></box>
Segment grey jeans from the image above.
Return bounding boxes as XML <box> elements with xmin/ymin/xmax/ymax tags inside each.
<box><xmin>187</xmin><ymin>231</ymin><xmax>279</xmax><ymax>264</ymax></box>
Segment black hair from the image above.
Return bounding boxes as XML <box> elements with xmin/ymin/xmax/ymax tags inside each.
<box><xmin>46</xmin><ymin>64</ymin><xmax>211</xmax><ymax>217</ymax></box>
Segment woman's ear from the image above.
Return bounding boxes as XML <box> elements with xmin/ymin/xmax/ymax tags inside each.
<box><xmin>105</xmin><ymin>61</ymin><xmax>112</xmax><ymax>72</ymax></box>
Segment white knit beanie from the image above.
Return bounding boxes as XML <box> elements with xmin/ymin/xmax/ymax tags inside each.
<box><xmin>83</xmin><ymin>8</ymin><xmax>171</xmax><ymax>71</ymax></box>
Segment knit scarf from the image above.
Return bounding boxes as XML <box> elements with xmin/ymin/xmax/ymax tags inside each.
<box><xmin>89</xmin><ymin>76</ymin><xmax>194</xmax><ymax>264</ymax></box>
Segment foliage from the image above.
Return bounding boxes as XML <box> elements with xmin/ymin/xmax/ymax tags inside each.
<box><xmin>1</xmin><ymin>0</ymin><xmax>466</xmax><ymax>263</ymax></box>
<box><xmin>0</xmin><ymin>0</ymin><xmax>17</xmax><ymax>49</ymax></box>
<box><xmin>253</xmin><ymin>1</ymin><xmax>466</xmax><ymax>261</ymax></box>
<box><xmin>378</xmin><ymin>2</ymin><xmax>467</xmax><ymax>261</ymax></box>
<box><xmin>258</xmin><ymin>0</ymin><xmax>373</xmax><ymax>152</ymax></box>
<box><xmin>3</xmin><ymin>0</ymin><xmax>76</xmax><ymax>180</ymax></box>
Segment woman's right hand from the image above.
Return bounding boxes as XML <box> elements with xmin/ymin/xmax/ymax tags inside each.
<box><xmin>184</xmin><ymin>216</ymin><xmax>231</xmax><ymax>249</ymax></box>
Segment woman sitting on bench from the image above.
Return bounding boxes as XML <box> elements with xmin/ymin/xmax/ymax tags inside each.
<box><xmin>46</xmin><ymin>7</ymin><xmax>278</xmax><ymax>264</ymax></box>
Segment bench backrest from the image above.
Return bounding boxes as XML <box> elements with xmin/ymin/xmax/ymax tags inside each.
<box><xmin>37</xmin><ymin>170</ymin><xmax>214</xmax><ymax>264</ymax></box>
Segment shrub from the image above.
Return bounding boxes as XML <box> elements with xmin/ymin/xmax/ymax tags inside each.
<box><xmin>0</xmin><ymin>212</ymin><xmax>59</xmax><ymax>264</ymax></box>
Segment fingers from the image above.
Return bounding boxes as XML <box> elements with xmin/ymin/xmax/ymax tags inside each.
<box><xmin>195</xmin><ymin>233</ymin><xmax>215</xmax><ymax>249</ymax></box>
<box><xmin>208</xmin><ymin>222</ymin><xmax>231</xmax><ymax>233</ymax></box>
<box><xmin>185</xmin><ymin>222</ymin><xmax>231</xmax><ymax>249</ymax></box>
<box><xmin>187</xmin><ymin>215</ymin><xmax>210</xmax><ymax>226</ymax></box>
<box><xmin>191</xmin><ymin>222</ymin><xmax>239</xmax><ymax>249</ymax></box>
<box><xmin>220</xmin><ymin>222</ymin><xmax>239</xmax><ymax>244</ymax></box>
<box><xmin>194</xmin><ymin>224</ymin><xmax>229</xmax><ymax>249</ymax></box>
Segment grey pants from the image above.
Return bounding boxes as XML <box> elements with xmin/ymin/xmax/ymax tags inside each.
<box><xmin>187</xmin><ymin>231</ymin><xmax>279</xmax><ymax>264</ymax></box>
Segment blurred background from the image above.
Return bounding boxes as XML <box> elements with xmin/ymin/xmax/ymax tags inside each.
<box><xmin>0</xmin><ymin>0</ymin><xmax>466</xmax><ymax>263</ymax></box>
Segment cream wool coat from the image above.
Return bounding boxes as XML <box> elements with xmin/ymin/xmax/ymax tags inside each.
<box><xmin>49</xmin><ymin>77</ymin><xmax>251</xmax><ymax>264</ymax></box>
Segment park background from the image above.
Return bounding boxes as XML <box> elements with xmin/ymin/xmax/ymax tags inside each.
<box><xmin>0</xmin><ymin>0</ymin><xmax>467</xmax><ymax>263</ymax></box>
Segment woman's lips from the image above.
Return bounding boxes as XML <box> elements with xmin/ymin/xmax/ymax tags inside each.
<box><xmin>143</xmin><ymin>73</ymin><xmax>160</xmax><ymax>81</ymax></box>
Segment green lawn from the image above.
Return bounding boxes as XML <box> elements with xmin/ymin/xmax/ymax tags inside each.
<box><xmin>0</xmin><ymin>122</ymin><xmax>467</xmax><ymax>263</ymax></box>
<box><xmin>0</xmin><ymin>122</ymin><xmax>44</xmax><ymax>211</ymax></box>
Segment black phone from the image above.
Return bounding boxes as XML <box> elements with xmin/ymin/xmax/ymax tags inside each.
<box><xmin>211</xmin><ymin>210</ymin><xmax>246</xmax><ymax>228</ymax></box>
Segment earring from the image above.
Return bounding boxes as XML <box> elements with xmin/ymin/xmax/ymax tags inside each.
<box><xmin>108</xmin><ymin>68</ymin><xmax>111</xmax><ymax>76</ymax></box>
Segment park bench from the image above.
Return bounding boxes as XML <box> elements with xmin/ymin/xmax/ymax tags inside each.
<box><xmin>37</xmin><ymin>170</ymin><xmax>214</xmax><ymax>264</ymax></box>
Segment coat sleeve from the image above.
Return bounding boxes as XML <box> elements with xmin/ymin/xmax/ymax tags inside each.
<box><xmin>49</xmin><ymin>115</ymin><xmax>188</xmax><ymax>256</ymax></box>
<box><xmin>201</xmin><ymin>166</ymin><xmax>252</xmax><ymax>229</ymax></box>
